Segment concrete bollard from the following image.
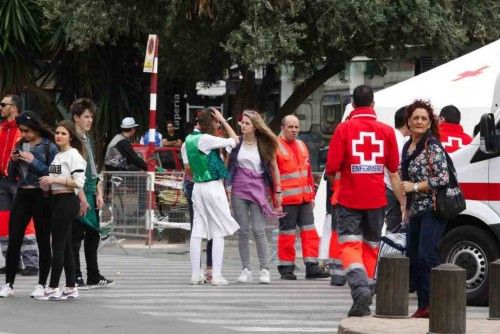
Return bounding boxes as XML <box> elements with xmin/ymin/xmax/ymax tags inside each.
<box><xmin>429</xmin><ymin>263</ymin><xmax>466</xmax><ymax>334</ymax></box>
<box><xmin>489</xmin><ymin>259</ymin><xmax>500</xmax><ymax>320</ymax></box>
<box><xmin>374</xmin><ymin>254</ymin><xmax>409</xmax><ymax>318</ymax></box>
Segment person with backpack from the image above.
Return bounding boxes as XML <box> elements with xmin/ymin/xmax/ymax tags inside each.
<box><xmin>0</xmin><ymin>111</ymin><xmax>58</xmax><ymax>298</ymax></box>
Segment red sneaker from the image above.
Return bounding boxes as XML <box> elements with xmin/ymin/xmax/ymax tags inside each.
<box><xmin>411</xmin><ymin>307</ymin><xmax>430</xmax><ymax>318</ymax></box>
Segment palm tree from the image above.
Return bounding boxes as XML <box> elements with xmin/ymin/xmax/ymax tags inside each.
<box><xmin>0</xmin><ymin>0</ymin><xmax>43</xmax><ymax>95</ymax></box>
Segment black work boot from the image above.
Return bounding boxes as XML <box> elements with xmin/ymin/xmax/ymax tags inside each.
<box><xmin>305</xmin><ymin>262</ymin><xmax>330</xmax><ymax>279</ymax></box>
<box><xmin>328</xmin><ymin>262</ymin><xmax>347</xmax><ymax>286</ymax></box>
<box><xmin>348</xmin><ymin>290</ymin><xmax>372</xmax><ymax>317</ymax></box>
<box><xmin>278</xmin><ymin>265</ymin><xmax>297</xmax><ymax>280</ymax></box>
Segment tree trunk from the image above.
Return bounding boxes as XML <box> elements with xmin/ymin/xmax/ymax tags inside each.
<box><xmin>269</xmin><ymin>60</ymin><xmax>346</xmax><ymax>132</ymax></box>
<box><xmin>257</xmin><ymin>64</ymin><xmax>277</xmax><ymax>112</ymax></box>
<box><xmin>231</xmin><ymin>68</ymin><xmax>258</xmax><ymax>121</ymax></box>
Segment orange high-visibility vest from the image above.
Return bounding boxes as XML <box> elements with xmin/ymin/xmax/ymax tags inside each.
<box><xmin>276</xmin><ymin>137</ymin><xmax>313</xmax><ymax>205</ymax></box>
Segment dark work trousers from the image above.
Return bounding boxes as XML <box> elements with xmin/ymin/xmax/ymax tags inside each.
<box><xmin>72</xmin><ymin>204</ymin><xmax>101</xmax><ymax>282</ymax></box>
<box><xmin>335</xmin><ymin>205</ymin><xmax>385</xmax><ymax>303</ymax></box>
<box><xmin>184</xmin><ymin>179</ymin><xmax>212</xmax><ymax>267</ymax></box>
<box><xmin>5</xmin><ymin>188</ymin><xmax>51</xmax><ymax>286</ymax></box>
<box><xmin>384</xmin><ymin>187</ymin><xmax>402</xmax><ymax>232</ymax></box>
<box><xmin>406</xmin><ymin>212</ymin><xmax>446</xmax><ymax>309</ymax></box>
<box><xmin>49</xmin><ymin>193</ymin><xmax>79</xmax><ymax>288</ymax></box>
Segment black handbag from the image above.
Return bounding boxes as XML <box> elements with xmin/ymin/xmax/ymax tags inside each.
<box><xmin>426</xmin><ymin>141</ymin><xmax>466</xmax><ymax>221</ymax></box>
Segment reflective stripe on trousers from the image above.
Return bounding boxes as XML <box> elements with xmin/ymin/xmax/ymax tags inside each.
<box><xmin>328</xmin><ymin>230</ymin><xmax>346</xmax><ymax>283</ymax></box>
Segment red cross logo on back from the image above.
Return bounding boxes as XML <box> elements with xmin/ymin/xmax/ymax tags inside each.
<box><xmin>442</xmin><ymin>136</ymin><xmax>463</xmax><ymax>153</ymax></box>
<box><xmin>352</xmin><ymin>132</ymin><xmax>384</xmax><ymax>164</ymax></box>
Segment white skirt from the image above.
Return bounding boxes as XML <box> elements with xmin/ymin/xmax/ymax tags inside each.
<box><xmin>191</xmin><ymin>180</ymin><xmax>239</xmax><ymax>239</ymax></box>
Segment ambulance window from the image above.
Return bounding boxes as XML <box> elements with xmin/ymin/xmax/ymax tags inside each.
<box><xmin>321</xmin><ymin>94</ymin><xmax>344</xmax><ymax>135</ymax></box>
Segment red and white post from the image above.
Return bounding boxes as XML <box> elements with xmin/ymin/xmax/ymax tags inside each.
<box><xmin>143</xmin><ymin>34</ymin><xmax>159</xmax><ymax>246</ymax></box>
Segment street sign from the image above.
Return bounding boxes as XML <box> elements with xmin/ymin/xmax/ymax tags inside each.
<box><xmin>144</xmin><ymin>34</ymin><xmax>157</xmax><ymax>73</ymax></box>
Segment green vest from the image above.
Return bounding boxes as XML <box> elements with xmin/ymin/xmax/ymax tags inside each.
<box><xmin>79</xmin><ymin>134</ymin><xmax>100</xmax><ymax>231</ymax></box>
<box><xmin>186</xmin><ymin>132</ymin><xmax>228</xmax><ymax>183</ymax></box>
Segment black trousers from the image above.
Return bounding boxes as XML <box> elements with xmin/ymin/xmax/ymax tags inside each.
<box><xmin>6</xmin><ymin>188</ymin><xmax>51</xmax><ymax>286</ymax></box>
<box><xmin>49</xmin><ymin>193</ymin><xmax>79</xmax><ymax>288</ymax></box>
<box><xmin>72</xmin><ymin>219</ymin><xmax>101</xmax><ymax>283</ymax></box>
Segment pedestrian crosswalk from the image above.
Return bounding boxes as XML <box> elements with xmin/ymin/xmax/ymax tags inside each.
<box><xmin>2</xmin><ymin>252</ymin><xmax>490</xmax><ymax>334</ymax></box>
<box><xmin>84</xmin><ymin>254</ymin><xmax>348</xmax><ymax>333</ymax></box>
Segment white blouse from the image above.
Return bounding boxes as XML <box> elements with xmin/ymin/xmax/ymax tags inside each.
<box><xmin>236</xmin><ymin>142</ymin><xmax>263</xmax><ymax>173</ymax></box>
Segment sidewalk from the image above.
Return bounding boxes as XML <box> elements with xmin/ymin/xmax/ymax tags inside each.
<box><xmin>338</xmin><ymin>316</ymin><xmax>500</xmax><ymax>334</ymax></box>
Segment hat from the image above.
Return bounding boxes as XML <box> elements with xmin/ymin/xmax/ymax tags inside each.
<box><xmin>120</xmin><ymin>117</ymin><xmax>139</xmax><ymax>129</ymax></box>
<box><xmin>15</xmin><ymin>111</ymin><xmax>53</xmax><ymax>139</ymax></box>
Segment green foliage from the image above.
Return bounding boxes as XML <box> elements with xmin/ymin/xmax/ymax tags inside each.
<box><xmin>0</xmin><ymin>0</ymin><xmax>43</xmax><ymax>94</ymax></box>
<box><xmin>2</xmin><ymin>0</ymin><xmax>500</xmax><ymax>140</ymax></box>
<box><xmin>222</xmin><ymin>1</ymin><xmax>306</xmax><ymax>69</ymax></box>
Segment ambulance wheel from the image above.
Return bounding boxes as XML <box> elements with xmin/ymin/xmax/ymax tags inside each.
<box><xmin>440</xmin><ymin>225</ymin><xmax>500</xmax><ymax>306</ymax></box>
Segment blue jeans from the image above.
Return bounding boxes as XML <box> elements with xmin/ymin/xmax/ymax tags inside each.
<box><xmin>406</xmin><ymin>212</ymin><xmax>446</xmax><ymax>308</ymax></box>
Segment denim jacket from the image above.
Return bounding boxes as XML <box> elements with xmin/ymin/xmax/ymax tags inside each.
<box><xmin>8</xmin><ymin>138</ymin><xmax>59</xmax><ymax>187</ymax></box>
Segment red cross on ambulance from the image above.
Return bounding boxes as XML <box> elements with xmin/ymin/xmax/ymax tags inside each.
<box><xmin>352</xmin><ymin>132</ymin><xmax>384</xmax><ymax>164</ymax></box>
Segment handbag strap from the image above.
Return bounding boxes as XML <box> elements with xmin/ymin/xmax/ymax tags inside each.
<box><xmin>426</xmin><ymin>139</ymin><xmax>459</xmax><ymax>186</ymax></box>
<box><xmin>424</xmin><ymin>139</ymin><xmax>437</xmax><ymax>210</ymax></box>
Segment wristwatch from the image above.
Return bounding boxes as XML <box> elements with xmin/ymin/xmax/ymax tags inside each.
<box><xmin>413</xmin><ymin>183</ymin><xmax>419</xmax><ymax>192</ymax></box>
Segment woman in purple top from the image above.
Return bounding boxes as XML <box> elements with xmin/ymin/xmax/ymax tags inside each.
<box><xmin>228</xmin><ymin>110</ymin><xmax>283</xmax><ymax>284</ymax></box>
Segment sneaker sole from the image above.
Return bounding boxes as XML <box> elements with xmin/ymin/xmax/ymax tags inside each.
<box><xmin>190</xmin><ymin>281</ymin><xmax>205</xmax><ymax>285</ymax></box>
<box><xmin>62</xmin><ymin>295</ymin><xmax>79</xmax><ymax>300</ymax></box>
<box><xmin>87</xmin><ymin>282</ymin><xmax>115</xmax><ymax>289</ymax></box>
<box><xmin>35</xmin><ymin>296</ymin><xmax>63</xmax><ymax>301</ymax></box>
<box><xmin>236</xmin><ymin>279</ymin><xmax>252</xmax><ymax>283</ymax></box>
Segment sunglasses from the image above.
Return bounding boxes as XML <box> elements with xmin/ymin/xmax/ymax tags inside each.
<box><xmin>0</xmin><ymin>102</ymin><xmax>14</xmax><ymax>107</ymax></box>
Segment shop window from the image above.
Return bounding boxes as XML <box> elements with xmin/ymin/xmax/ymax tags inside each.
<box><xmin>321</xmin><ymin>94</ymin><xmax>345</xmax><ymax>135</ymax></box>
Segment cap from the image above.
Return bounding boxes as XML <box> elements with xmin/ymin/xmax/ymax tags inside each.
<box><xmin>120</xmin><ymin>117</ymin><xmax>139</xmax><ymax>129</ymax></box>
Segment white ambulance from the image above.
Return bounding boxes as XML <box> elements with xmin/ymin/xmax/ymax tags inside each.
<box><xmin>315</xmin><ymin>39</ymin><xmax>500</xmax><ymax>305</ymax></box>
<box><xmin>375</xmin><ymin>40</ymin><xmax>500</xmax><ymax>306</ymax></box>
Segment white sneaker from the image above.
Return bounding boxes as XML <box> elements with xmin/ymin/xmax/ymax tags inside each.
<box><xmin>30</xmin><ymin>284</ymin><xmax>46</xmax><ymax>298</ymax></box>
<box><xmin>0</xmin><ymin>284</ymin><xmax>14</xmax><ymax>298</ymax></box>
<box><xmin>35</xmin><ymin>287</ymin><xmax>62</xmax><ymax>301</ymax></box>
<box><xmin>212</xmin><ymin>276</ymin><xmax>229</xmax><ymax>286</ymax></box>
<box><xmin>62</xmin><ymin>287</ymin><xmax>79</xmax><ymax>299</ymax></box>
<box><xmin>190</xmin><ymin>271</ymin><xmax>206</xmax><ymax>285</ymax></box>
<box><xmin>259</xmin><ymin>269</ymin><xmax>271</xmax><ymax>284</ymax></box>
<box><xmin>237</xmin><ymin>268</ymin><xmax>252</xmax><ymax>283</ymax></box>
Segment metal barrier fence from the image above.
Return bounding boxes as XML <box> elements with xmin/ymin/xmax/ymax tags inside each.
<box><xmin>100</xmin><ymin>171</ymin><xmax>190</xmax><ymax>243</ymax></box>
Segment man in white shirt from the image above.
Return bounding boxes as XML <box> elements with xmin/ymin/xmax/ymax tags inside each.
<box><xmin>384</xmin><ymin>106</ymin><xmax>410</xmax><ymax>232</ymax></box>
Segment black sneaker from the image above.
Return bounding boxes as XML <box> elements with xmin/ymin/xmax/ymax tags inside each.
<box><xmin>87</xmin><ymin>277</ymin><xmax>114</xmax><ymax>289</ymax></box>
<box><xmin>21</xmin><ymin>266</ymin><xmax>39</xmax><ymax>276</ymax></box>
<box><xmin>75</xmin><ymin>277</ymin><xmax>89</xmax><ymax>290</ymax></box>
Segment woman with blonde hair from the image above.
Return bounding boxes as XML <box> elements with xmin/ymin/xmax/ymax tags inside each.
<box><xmin>228</xmin><ymin>109</ymin><xmax>283</xmax><ymax>284</ymax></box>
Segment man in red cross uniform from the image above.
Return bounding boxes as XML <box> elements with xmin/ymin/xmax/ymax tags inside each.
<box><xmin>276</xmin><ymin>115</ymin><xmax>330</xmax><ymax>280</ymax></box>
<box><xmin>438</xmin><ymin>105</ymin><xmax>472</xmax><ymax>153</ymax></box>
<box><xmin>326</xmin><ymin>85</ymin><xmax>403</xmax><ymax>317</ymax></box>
